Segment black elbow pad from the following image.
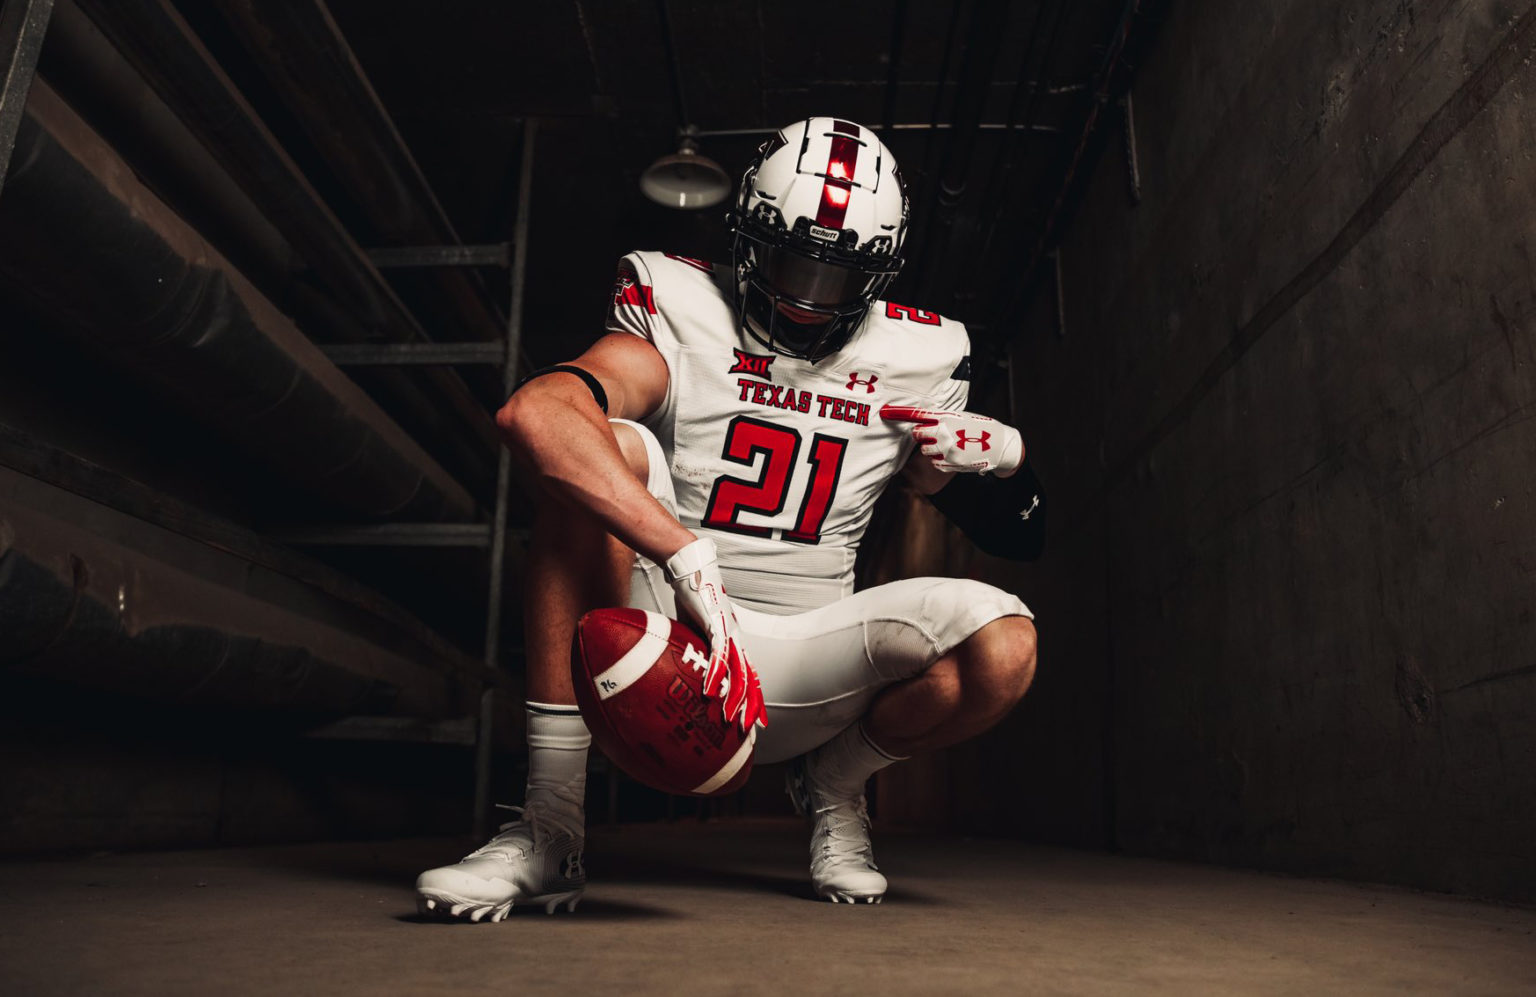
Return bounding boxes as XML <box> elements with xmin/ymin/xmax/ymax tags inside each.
<box><xmin>926</xmin><ymin>461</ymin><xmax>1046</xmax><ymax>561</ymax></box>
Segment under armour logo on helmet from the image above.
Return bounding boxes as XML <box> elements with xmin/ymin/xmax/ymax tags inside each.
<box><xmin>846</xmin><ymin>372</ymin><xmax>878</xmax><ymax>393</ymax></box>
<box><xmin>955</xmin><ymin>431</ymin><xmax>991</xmax><ymax>451</ymax></box>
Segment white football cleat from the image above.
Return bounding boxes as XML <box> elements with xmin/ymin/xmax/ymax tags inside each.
<box><xmin>415</xmin><ymin>800</ymin><xmax>585</xmax><ymax>921</ymax></box>
<box><xmin>786</xmin><ymin>756</ymin><xmax>887</xmax><ymax>904</ymax></box>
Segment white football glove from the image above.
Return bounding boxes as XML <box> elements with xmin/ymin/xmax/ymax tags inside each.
<box><xmin>880</xmin><ymin>405</ymin><xmax>1024</xmax><ymax>477</ymax></box>
<box><xmin>663</xmin><ymin>537</ymin><xmax>766</xmax><ymax>731</ymax></box>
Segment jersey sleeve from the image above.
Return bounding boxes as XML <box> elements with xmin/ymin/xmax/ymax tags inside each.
<box><xmin>604</xmin><ymin>253</ymin><xmax>652</xmax><ymax>339</ymax></box>
<box><xmin>604</xmin><ymin>252</ymin><xmax>666</xmax><ymax>344</ymax></box>
<box><xmin>935</xmin><ymin>321</ymin><xmax>972</xmax><ymax>413</ymax></box>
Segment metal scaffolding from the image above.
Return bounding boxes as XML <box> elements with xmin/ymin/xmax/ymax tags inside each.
<box><xmin>0</xmin><ymin>0</ymin><xmax>538</xmax><ymax>836</ymax></box>
<box><xmin>315</xmin><ymin>119</ymin><xmax>539</xmax><ymax>837</ymax></box>
<box><xmin>0</xmin><ymin>0</ymin><xmax>53</xmax><ymax>195</ymax></box>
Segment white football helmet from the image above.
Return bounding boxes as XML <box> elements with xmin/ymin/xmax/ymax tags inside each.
<box><xmin>727</xmin><ymin>117</ymin><xmax>910</xmax><ymax>360</ymax></box>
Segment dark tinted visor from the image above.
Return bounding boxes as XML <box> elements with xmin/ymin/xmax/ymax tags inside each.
<box><xmin>758</xmin><ymin>245</ymin><xmax>875</xmax><ymax>307</ymax></box>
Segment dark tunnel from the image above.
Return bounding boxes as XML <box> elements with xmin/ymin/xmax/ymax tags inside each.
<box><xmin>0</xmin><ymin>1</ymin><xmax>1532</xmax><ymax>992</ymax></box>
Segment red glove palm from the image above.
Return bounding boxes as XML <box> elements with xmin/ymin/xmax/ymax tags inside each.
<box><xmin>664</xmin><ymin>537</ymin><xmax>767</xmax><ymax>731</ymax></box>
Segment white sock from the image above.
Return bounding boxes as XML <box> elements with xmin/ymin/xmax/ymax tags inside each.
<box><xmin>525</xmin><ymin>702</ymin><xmax>590</xmax><ymax>818</ymax></box>
<box><xmin>807</xmin><ymin>722</ymin><xmax>908</xmax><ymax>802</ymax></box>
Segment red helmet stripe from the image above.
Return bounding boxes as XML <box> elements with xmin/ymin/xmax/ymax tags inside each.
<box><xmin>814</xmin><ymin>135</ymin><xmax>860</xmax><ymax>228</ymax></box>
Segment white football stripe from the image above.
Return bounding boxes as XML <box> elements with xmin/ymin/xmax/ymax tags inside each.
<box><xmin>692</xmin><ymin>726</ymin><xmax>756</xmax><ymax>795</ymax></box>
<box><xmin>593</xmin><ymin>611</ymin><xmax>670</xmax><ymax>701</ymax></box>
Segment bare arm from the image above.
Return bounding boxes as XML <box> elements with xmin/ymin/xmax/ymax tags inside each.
<box><xmin>901</xmin><ymin>447</ymin><xmax>954</xmax><ymax>495</ymax></box>
<box><xmin>497</xmin><ymin>332</ymin><xmax>695</xmax><ymax>564</ymax></box>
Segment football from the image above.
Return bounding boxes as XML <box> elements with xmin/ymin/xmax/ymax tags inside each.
<box><xmin>571</xmin><ymin>607</ymin><xmax>755</xmax><ymax>797</ymax></box>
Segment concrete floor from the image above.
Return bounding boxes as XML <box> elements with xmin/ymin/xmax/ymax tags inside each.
<box><xmin>1</xmin><ymin>819</ymin><xmax>1532</xmax><ymax>995</ymax></box>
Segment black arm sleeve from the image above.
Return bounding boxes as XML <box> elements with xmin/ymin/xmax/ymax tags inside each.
<box><xmin>926</xmin><ymin>461</ymin><xmax>1046</xmax><ymax>561</ymax></box>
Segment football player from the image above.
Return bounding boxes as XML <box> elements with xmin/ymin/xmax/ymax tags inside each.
<box><xmin>417</xmin><ymin>117</ymin><xmax>1046</xmax><ymax>918</ymax></box>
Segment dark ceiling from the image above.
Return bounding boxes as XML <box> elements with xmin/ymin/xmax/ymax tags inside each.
<box><xmin>9</xmin><ymin>0</ymin><xmax>1160</xmax><ymax>652</ymax></box>
<box><xmin>191</xmin><ymin>0</ymin><xmax>1155</xmax><ymax>367</ymax></box>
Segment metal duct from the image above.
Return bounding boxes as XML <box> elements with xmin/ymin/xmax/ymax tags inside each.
<box><xmin>37</xmin><ymin>0</ymin><xmax>292</xmax><ymax>298</ymax></box>
<box><xmin>34</xmin><ymin>1</ymin><xmax>499</xmax><ymax>499</ymax></box>
<box><xmin>911</xmin><ymin>0</ymin><xmax>1012</xmax><ymax>303</ymax></box>
<box><xmin>0</xmin><ymin>81</ymin><xmax>478</xmax><ymax>523</ymax></box>
<box><xmin>205</xmin><ymin>0</ymin><xmax>507</xmax><ymax>342</ymax></box>
<box><xmin>0</xmin><ymin>463</ymin><xmax>476</xmax><ymax>717</ymax></box>
<box><xmin>72</xmin><ymin>0</ymin><xmax>501</xmax><ymax>487</ymax></box>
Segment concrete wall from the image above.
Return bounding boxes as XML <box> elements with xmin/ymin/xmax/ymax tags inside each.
<box><xmin>1013</xmin><ymin>0</ymin><xmax>1536</xmax><ymax>901</ymax></box>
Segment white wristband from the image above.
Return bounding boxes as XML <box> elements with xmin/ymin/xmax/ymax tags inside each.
<box><xmin>663</xmin><ymin>536</ymin><xmax>717</xmax><ymax>583</ymax></box>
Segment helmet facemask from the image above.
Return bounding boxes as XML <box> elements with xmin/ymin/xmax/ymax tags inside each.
<box><xmin>726</xmin><ymin>118</ymin><xmax>909</xmax><ymax>363</ymax></box>
<box><xmin>730</xmin><ymin>210</ymin><xmax>902</xmax><ymax>362</ymax></box>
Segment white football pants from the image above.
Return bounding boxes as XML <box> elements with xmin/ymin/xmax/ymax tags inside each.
<box><xmin>613</xmin><ymin>419</ymin><xmax>1033</xmax><ymax>764</ymax></box>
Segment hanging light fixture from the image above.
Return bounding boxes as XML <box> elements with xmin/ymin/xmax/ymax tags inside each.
<box><xmin>640</xmin><ymin>1</ymin><xmax>729</xmax><ymax>209</ymax></box>
<box><xmin>640</xmin><ymin>126</ymin><xmax>730</xmax><ymax>209</ymax></box>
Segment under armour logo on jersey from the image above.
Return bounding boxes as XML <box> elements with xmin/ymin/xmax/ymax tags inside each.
<box><xmin>728</xmin><ymin>348</ymin><xmax>775</xmax><ymax>380</ymax></box>
<box><xmin>955</xmin><ymin>431</ymin><xmax>991</xmax><ymax>451</ymax></box>
<box><xmin>1019</xmin><ymin>495</ymin><xmax>1040</xmax><ymax>520</ymax></box>
<box><xmin>563</xmin><ymin>852</ymin><xmax>585</xmax><ymax>880</ymax></box>
<box><xmin>845</xmin><ymin>372</ymin><xmax>878</xmax><ymax>393</ymax></box>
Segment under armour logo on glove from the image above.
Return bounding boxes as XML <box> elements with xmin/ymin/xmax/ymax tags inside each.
<box><xmin>881</xmin><ymin>405</ymin><xmax>1024</xmax><ymax>476</ymax></box>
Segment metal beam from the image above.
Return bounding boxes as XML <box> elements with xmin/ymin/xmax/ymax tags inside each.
<box><xmin>475</xmin><ymin>117</ymin><xmax>537</xmax><ymax>838</ymax></box>
<box><xmin>304</xmin><ymin>716</ymin><xmax>478</xmax><ymax>745</ymax></box>
<box><xmin>0</xmin><ymin>422</ymin><xmax>505</xmax><ymax>695</ymax></box>
<box><xmin>322</xmin><ymin>342</ymin><xmax>507</xmax><ymax>366</ymax></box>
<box><xmin>694</xmin><ymin>121</ymin><xmax>1063</xmax><ymax>138</ymax></box>
<box><xmin>366</xmin><ymin>244</ymin><xmax>510</xmax><ymax>269</ymax></box>
<box><xmin>1122</xmin><ymin>93</ymin><xmax>1143</xmax><ymax>205</ymax></box>
<box><xmin>73</xmin><ymin>0</ymin><xmax>501</xmax><ymax>474</ymax></box>
<box><xmin>268</xmin><ymin>523</ymin><xmax>503</xmax><ymax>548</ymax></box>
<box><xmin>0</xmin><ymin>0</ymin><xmax>52</xmax><ymax>196</ymax></box>
<box><xmin>4</xmin><ymin>82</ymin><xmax>480</xmax><ymax>523</ymax></box>
<box><xmin>206</xmin><ymin>0</ymin><xmax>508</xmax><ymax>341</ymax></box>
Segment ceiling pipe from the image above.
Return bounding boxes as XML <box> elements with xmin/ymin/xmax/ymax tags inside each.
<box><xmin>39</xmin><ymin>0</ymin><xmax>291</xmax><ymax>314</ymax></box>
<box><xmin>0</xmin><ymin>81</ymin><xmax>478</xmax><ymax>523</ymax></box>
<box><xmin>36</xmin><ymin>2</ymin><xmax>495</xmax><ymax>497</ymax></box>
<box><xmin>0</xmin><ymin>466</ymin><xmax>476</xmax><ymax>718</ymax></box>
<box><xmin>880</xmin><ymin>0</ymin><xmax>909</xmax><ymax>134</ymax></box>
<box><xmin>72</xmin><ymin>0</ymin><xmax>499</xmax><ymax>484</ymax></box>
<box><xmin>912</xmin><ymin>0</ymin><xmax>1013</xmax><ymax>304</ymax></box>
<box><xmin>967</xmin><ymin>0</ymin><xmax>1073</xmax><ymax>297</ymax></box>
<box><xmin>935</xmin><ymin>0</ymin><xmax>1014</xmax><ymax>213</ymax></box>
<box><xmin>204</xmin><ymin>0</ymin><xmax>509</xmax><ymax>342</ymax></box>
<box><xmin>1026</xmin><ymin>0</ymin><xmax>1147</xmax><ymax>276</ymax></box>
<box><xmin>693</xmin><ymin>121</ymin><xmax>1067</xmax><ymax>139</ymax></box>
<box><xmin>976</xmin><ymin>0</ymin><xmax>1066</xmax><ymax>241</ymax></box>
<box><xmin>913</xmin><ymin>0</ymin><xmax>966</xmax><ymax>241</ymax></box>
<box><xmin>997</xmin><ymin>0</ymin><xmax>1154</xmax><ymax>330</ymax></box>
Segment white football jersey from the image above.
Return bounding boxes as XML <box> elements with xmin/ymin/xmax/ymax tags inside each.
<box><xmin>606</xmin><ymin>250</ymin><xmax>971</xmax><ymax>613</ymax></box>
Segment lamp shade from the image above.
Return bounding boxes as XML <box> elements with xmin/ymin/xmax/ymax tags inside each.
<box><xmin>640</xmin><ymin>139</ymin><xmax>731</xmax><ymax>209</ymax></box>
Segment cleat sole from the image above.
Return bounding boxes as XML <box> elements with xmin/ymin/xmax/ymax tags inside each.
<box><xmin>417</xmin><ymin>887</ymin><xmax>582</xmax><ymax>922</ymax></box>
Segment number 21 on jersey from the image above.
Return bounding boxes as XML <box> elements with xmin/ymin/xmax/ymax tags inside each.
<box><xmin>702</xmin><ymin>416</ymin><xmax>848</xmax><ymax>545</ymax></box>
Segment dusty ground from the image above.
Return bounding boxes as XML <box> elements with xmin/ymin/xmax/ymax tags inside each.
<box><xmin>2</xmin><ymin>819</ymin><xmax>1533</xmax><ymax>995</ymax></box>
